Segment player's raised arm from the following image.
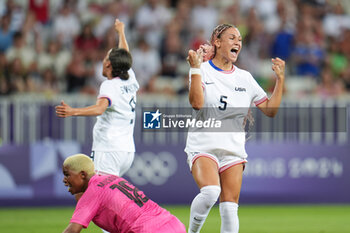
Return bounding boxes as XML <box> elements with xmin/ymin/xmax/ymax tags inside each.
<box><xmin>115</xmin><ymin>19</ymin><xmax>129</xmax><ymax>52</ymax></box>
<box><xmin>257</xmin><ymin>57</ymin><xmax>285</xmax><ymax>117</ymax></box>
<box><xmin>55</xmin><ymin>99</ymin><xmax>109</xmax><ymax>118</ymax></box>
<box><xmin>62</xmin><ymin>222</ymin><xmax>83</xmax><ymax>233</ymax></box>
<box><xmin>188</xmin><ymin>49</ymin><xmax>204</xmax><ymax>110</ymax></box>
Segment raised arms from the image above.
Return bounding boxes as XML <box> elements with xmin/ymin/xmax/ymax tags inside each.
<box><xmin>115</xmin><ymin>19</ymin><xmax>129</xmax><ymax>52</ymax></box>
<box><xmin>187</xmin><ymin>49</ymin><xmax>204</xmax><ymax>110</ymax></box>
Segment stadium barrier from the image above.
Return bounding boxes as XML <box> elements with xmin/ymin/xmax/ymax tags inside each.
<box><xmin>0</xmin><ymin>94</ymin><xmax>349</xmax><ymax>206</ymax></box>
<box><xmin>0</xmin><ymin>94</ymin><xmax>349</xmax><ymax>145</ymax></box>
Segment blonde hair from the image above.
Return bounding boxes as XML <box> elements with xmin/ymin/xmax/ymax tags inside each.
<box><xmin>199</xmin><ymin>23</ymin><xmax>236</xmax><ymax>62</ymax></box>
<box><xmin>63</xmin><ymin>154</ymin><xmax>95</xmax><ymax>176</ymax></box>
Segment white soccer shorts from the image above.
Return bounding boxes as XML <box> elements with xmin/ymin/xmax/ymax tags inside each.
<box><xmin>91</xmin><ymin>151</ymin><xmax>135</xmax><ymax>176</ymax></box>
<box><xmin>186</xmin><ymin>151</ymin><xmax>247</xmax><ymax>173</ymax></box>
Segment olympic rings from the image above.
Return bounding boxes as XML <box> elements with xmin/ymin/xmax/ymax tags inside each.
<box><xmin>125</xmin><ymin>151</ymin><xmax>177</xmax><ymax>186</ymax></box>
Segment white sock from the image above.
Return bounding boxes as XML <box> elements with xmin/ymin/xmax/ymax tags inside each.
<box><xmin>188</xmin><ymin>185</ymin><xmax>221</xmax><ymax>233</ymax></box>
<box><xmin>101</xmin><ymin>229</ymin><xmax>109</xmax><ymax>233</ymax></box>
<box><xmin>220</xmin><ymin>202</ymin><xmax>239</xmax><ymax>233</ymax></box>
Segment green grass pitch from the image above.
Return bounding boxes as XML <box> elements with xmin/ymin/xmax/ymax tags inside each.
<box><xmin>0</xmin><ymin>205</ymin><xmax>349</xmax><ymax>233</ymax></box>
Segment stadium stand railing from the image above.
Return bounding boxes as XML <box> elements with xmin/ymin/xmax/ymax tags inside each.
<box><xmin>0</xmin><ymin>94</ymin><xmax>349</xmax><ymax>145</ymax></box>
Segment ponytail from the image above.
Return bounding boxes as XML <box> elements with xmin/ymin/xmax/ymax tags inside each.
<box><xmin>117</xmin><ymin>69</ymin><xmax>129</xmax><ymax>80</ymax></box>
<box><xmin>109</xmin><ymin>48</ymin><xmax>132</xmax><ymax>80</ymax></box>
<box><xmin>197</xmin><ymin>44</ymin><xmax>215</xmax><ymax>62</ymax></box>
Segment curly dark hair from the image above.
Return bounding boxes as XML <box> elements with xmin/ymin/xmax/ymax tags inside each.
<box><xmin>108</xmin><ymin>48</ymin><xmax>132</xmax><ymax>80</ymax></box>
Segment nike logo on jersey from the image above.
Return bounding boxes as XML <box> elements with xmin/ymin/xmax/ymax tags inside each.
<box><xmin>235</xmin><ymin>87</ymin><xmax>246</xmax><ymax>92</ymax></box>
<box><xmin>205</xmin><ymin>81</ymin><xmax>215</xmax><ymax>85</ymax></box>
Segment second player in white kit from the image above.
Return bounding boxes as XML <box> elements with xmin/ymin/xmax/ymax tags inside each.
<box><xmin>55</xmin><ymin>19</ymin><xmax>139</xmax><ymax>177</ymax></box>
<box><xmin>91</xmin><ymin>67</ymin><xmax>138</xmax><ymax>176</ymax></box>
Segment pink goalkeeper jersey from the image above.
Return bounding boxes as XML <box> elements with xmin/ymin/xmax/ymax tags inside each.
<box><xmin>70</xmin><ymin>175</ymin><xmax>186</xmax><ymax>233</ymax></box>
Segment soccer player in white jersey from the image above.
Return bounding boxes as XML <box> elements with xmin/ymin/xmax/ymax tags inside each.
<box><xmin>56</xmin><ymin>18</ymin><xmax>139</xmax><ymax>178</ymax></box>
<box><xmin>185</xmin><ymin>24</ymin><xmax>285</xmax><ymax>233</ymax></box>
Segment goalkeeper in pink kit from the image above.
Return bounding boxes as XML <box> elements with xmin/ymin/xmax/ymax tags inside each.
<box><xmin>62</xmin><ymin>154</ymin><xmax>186</xmax><ymax>233</ymax></box>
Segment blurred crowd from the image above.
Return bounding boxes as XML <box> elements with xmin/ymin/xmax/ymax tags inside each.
<box><xmin>0</xmin><ymin>0</ymin><xmax>350</xmax><ymax>98</ymax></box>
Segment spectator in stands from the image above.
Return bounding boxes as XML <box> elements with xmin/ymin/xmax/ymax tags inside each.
<box><xmin>131</xmin><ymin>37</ymin><xmax>161</xmax><ymax>92</ymax></box>
<box><xmin>240</xmin><ymin>0</ymin><xmax>280</xmax><ymax>35</ymax></box>
<box><xmin>340</xmin><ymin>29</ymin><xmax>350</xmax><ymax>58</ymax></box>
<box><xmin>21</xmin><ymin>11</ymin><xmax>42</xmax><ymax>49</ymax></box>
<box><xmin>134</xmin><ymin>0</ymin><xmax>172</xmax><ymax>49</ymax></box>
<box><xmin>219</xmin><ymin>2</ymin><xmax>245</xmax><ymax>32</ymax></box>
<box><xmin>316</xmin><ymin>67</ymin><xmax>344</xmax><ymax>98</ymax></box>
<box><xmin>40</xmin><ymin>68</ymin><xmax>59</xmax><ymax>95</ymax></box>
<box><xmin>53</xmin><ymin>3</ymin><xmax>80</xmax><ymax>49</ymax></box>
<box><xmin>292</xmin><ymin>29</ymin><xmax>325</xmax><ymax>78</ymax></box>
<box><xmin>65</xmin><ymin>50</ymin><xmax>93</xmax><ymax>93</ymax></box>
<box><xmin>270</xmin><ymin>2</ymin><xmax>295</xmax><ymax>61</ymax></box>
<box><xmin>5</xmin><ymin>31</ymin><xmax>36</xmax><ymax>72</ymax></box>
<box><xmin>29</xmin><ymin>0</ymin><xmax>49</xmax><ymax>25</ymax></box>
<box><xmin>74</xmin><ymin>22</ymin><xmax>100</xmax><ymax>61</ymax></box>
<box><xmin>237</xmin><ymin>8</ymin><xmax>269</xmax><ymax>76</ymax></box>
<box><xmin>327</xmin><ymin>37</ymin><xmax>348</xmax><ymax>77</ymax></box>
<box><xmin>0</xmin><ymin>52</ymin><xmax>10</xmax><ymax>95</ymax></box>
<box><xmin>38</xmin><ymin>40</ymin><xmax>71</xmax><ymax>91</ymax></box>
<box><xmin>0</xmin><ymin>75</ymin><xmax>9</xmax><ymax>95</ymax></box>
<box><xmin>160</xmin><ymin>23</ymin><xmax>185</xmax><ymax>78</ymax></box>
<box><xmin>173</xmin><ymin>0</ymin><xmax>192</xmax><ymax>46</ymax></box>
<box><xmin>340</xmin><ymin>65</ymin><xmax>350</xmax><ymax>91</ymax></box>
<box><xmin>7</xmin><ymin>58</ymin><xmax>27</xmax><ymax>93</ymax></box>
<box><xmin>4</xmin><ymin>0</ymin><xmax>25</xmax><ymax>32</ymax></box>
<box><xmin>190</xmin><ymin>29</ymin><xmax>206</xmax><ymax>51</ymax></box>
<box><xmin>0</xmin><ymin>14</ymin><xmax>14</xmax><ymax>52</ymax></box>
<box><xmin>91</xmin><ymin>49</ymin><xmax>107</xmax><ymax>92</ymax></box>
<box><xmin>94</xmin><ymin>1</ymin><xmax>130</xmax><ymax>40</ymax></box>
<box><xmin>101</xmin><ymin>26</ymin><xmax>118</xmax><ymax>54</ymax></box>
<box><xmin>323</xmin><ymin>1</ymin><xmax>350</xmax><ymax>39</ymax></box>
<box><xmin>190</xmin><ymin>0</ymin><xmax>218</xmax><ymax>40</ymax></box>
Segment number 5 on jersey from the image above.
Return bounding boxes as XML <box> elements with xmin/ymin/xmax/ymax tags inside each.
<box><xmin>219</xmin><ymin>95</ymin><xmax>227</xmax><ymax>111</ymax></box>
<box><xmin>129</xmin><ymin>96</ymin><xmax>136</xmax><ymax>112</ymax></box>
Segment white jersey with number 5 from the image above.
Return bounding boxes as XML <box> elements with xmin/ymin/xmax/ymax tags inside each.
<box><xmin>92</xmin><ymin>69</ymin><xmax>139</xmax><ymax>152</ymax></box>
<box><xmin>185</xmin><ymin>60</ymin><xmax>268</xmax><ymax>159</ymax></box>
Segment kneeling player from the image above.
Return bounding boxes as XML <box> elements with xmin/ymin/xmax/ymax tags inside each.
<box><xmin>62</xmin><ymin>154</ymin><xmax>186</xmax><ymax>233</ymax></box>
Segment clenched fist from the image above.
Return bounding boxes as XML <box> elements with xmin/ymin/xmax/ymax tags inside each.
<box><xmin>271</xmin><ymin>57</ymin><xmax>285</xmax><ymax>81</ymax></box>
<box><xmin>187</xmin><ymin>49</ymin><xmax>202</xmax><ymax>68</ymax></box>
